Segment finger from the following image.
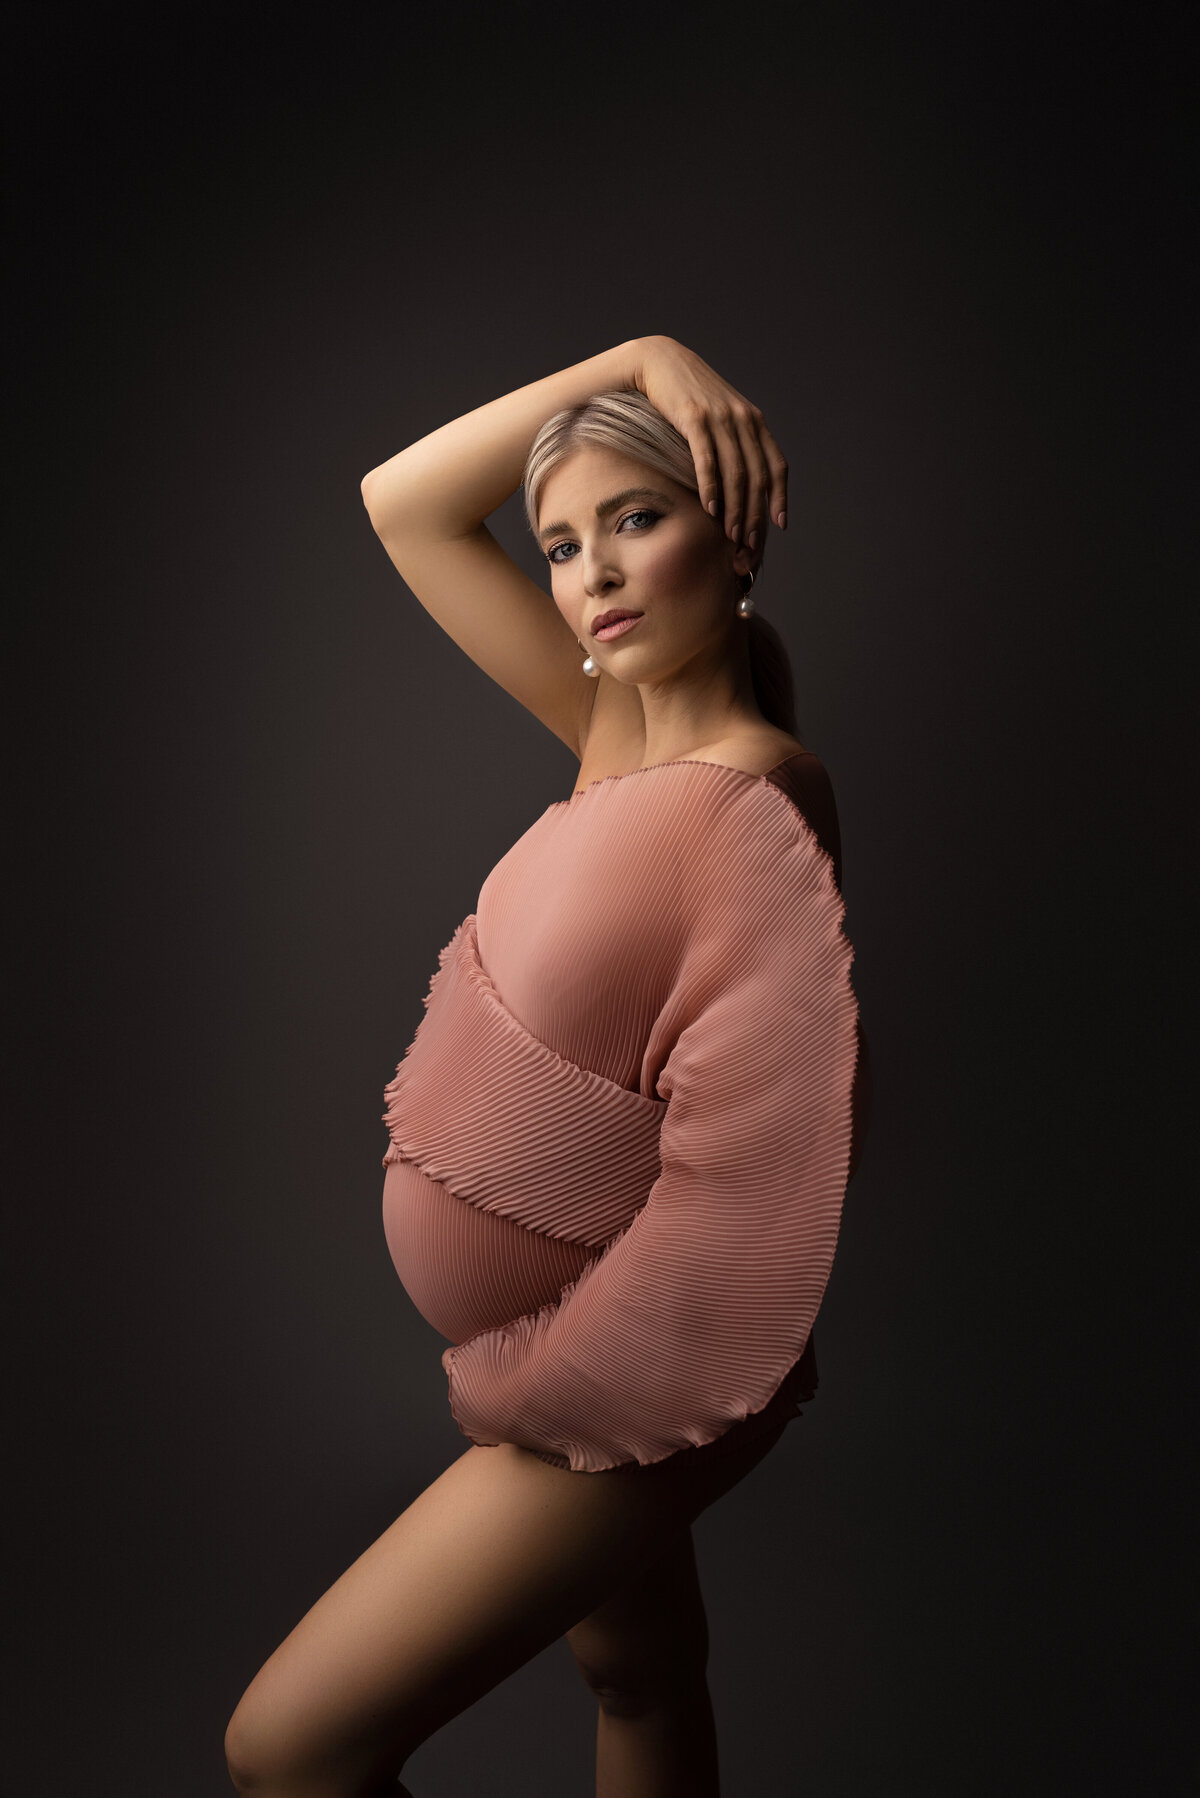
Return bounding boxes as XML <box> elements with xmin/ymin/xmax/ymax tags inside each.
<box><xmin>737</xmin><ymin>415</ymin><xmax>771</xmax><ymax>550</ymax></box>
<box><xmin>712</xmin><ymin>408</ymin><xmax>747</xmax><ymax>545</ymax></box>
<box><xmin>757</xmin><ymin>421</ymin><xmax>788</xmax><ymax>529</ymax></box>
<box><xmin>685</xmin><ymin>415</ymin><xmax>723</xmax><ymax>522</ymax></box>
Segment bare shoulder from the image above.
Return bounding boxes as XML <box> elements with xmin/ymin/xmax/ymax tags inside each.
<box><xmin>712</xmin><ymin>726</ymin><xmax>805</xmax><ymax>776</ymax></box>
<box><xmin>697</xmin><ymin>726</ymin><xmax>811</xmax><ymax>776</ymax></box>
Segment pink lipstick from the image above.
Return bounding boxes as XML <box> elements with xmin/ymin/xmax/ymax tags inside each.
<box><xmin>593</xmin><ymin>613</ymin><xmax>644</xmax><ymax>642</ymax></box>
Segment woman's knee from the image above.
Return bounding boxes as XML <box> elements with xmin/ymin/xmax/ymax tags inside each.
<box><xmin>566</xmin><ymin>1525</ymin><xmax>710</xmax><ymax>1714</ymax></box>
<box><xmin>224</xmin><ymin>1696</ymin><xmax>277</xmax><ymax>1795</ymax></box>
<box><xmin>223</xmin><ymin>1671</ymin><xmax>411</xmax><ymax>1797</ymax></box>
<box><xmin>224</xmin><ymin>1692</ymin><xmax>291</xmax><ymax>1795</ymax></box>
<box><xmin>572</xmin><ymin>1644</ymin><xmax>711</xmax><ymax>1718</ymax></box>
<box><xmin>571</xmin><ymin>1632</ymin><xmax>711</xmax><ymax>1718</ymax></box>
<box><xmin>223</xmin><ymin>1693</ymin><xmax>320</xmax><ymax>1796</ymax></box>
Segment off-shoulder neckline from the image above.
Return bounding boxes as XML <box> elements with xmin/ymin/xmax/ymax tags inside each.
<box><xmin>553</xmin><ymin>748</ymin><xmax>816</xmax><ymax>807</ymax></box>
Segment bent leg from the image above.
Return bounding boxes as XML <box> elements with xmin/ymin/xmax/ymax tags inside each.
<box><xmin>226</xmin><ymin>1413</ymin><xmax>793</xmax><ymax>1798</ymax></box>
<box><xmin>227</xmin><ymin>1439</ymin><xmax>715</xmax><ymax>1797</ymax></box>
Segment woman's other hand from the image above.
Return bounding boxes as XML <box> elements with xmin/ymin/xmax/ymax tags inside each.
<box><xmin>632</xmin><ymin>335</ymin><xmax>788</xmax><ymax>550</ymax></box>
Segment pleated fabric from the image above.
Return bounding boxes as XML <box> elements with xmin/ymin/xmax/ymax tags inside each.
<box><xmin>380</xmin><ymin>751</ymin><xmax>868</xmax><ymax>1474</ymax></box>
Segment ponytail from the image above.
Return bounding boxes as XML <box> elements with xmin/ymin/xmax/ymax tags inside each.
<box><xmin>745</xmin><ymin>609</ymin><xmax>799</xmax><ymax>735</ymax></box>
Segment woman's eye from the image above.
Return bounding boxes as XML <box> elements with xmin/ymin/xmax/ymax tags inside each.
<box><xmin>546</xmin><ymin>509</ymin><xmax>660</xmax><ymax>566</ymax></box>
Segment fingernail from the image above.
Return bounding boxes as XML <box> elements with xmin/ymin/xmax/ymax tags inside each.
<box><xmin>707</xmin><ymin>499</ymin><xmax>718</xmax><ymax>516</ymax></box>
<box><xmin>748</xmin><ymin>530</ymin><xmax>758</xmax><ymax>550</ymax></box>
<box><xmin>778</xmin><ymin>510</ymin><xmax>786</xmax><ymax>529</ymax></box>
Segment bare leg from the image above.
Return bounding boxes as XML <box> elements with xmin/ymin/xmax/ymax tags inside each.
<box><xmin>225</xmin><ymin>1419</ymin><xmax>789</xmax><ymax>1797</ymax></box>
<box><xmin>594</xmin><ymin>1682</ymin><xmax>720</xmax><ymax>1798</ymax></box>
<box><xmin>565</xmin><ymin>1420</ymin><xmax>793</xmax><ymax>1796</ymax></box>
<box><xmin>567</xmin><ymin>1523</ymin><xmax>722</xmax><ymax>1797</ymax></box>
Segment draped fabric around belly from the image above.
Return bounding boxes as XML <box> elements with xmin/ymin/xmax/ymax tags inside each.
<box><xmin>377</xmin><ymin>752</ymin><xmax>866</xmax><ymax>1473</ymax></box>
<box><xmin>382</xmin><ymin>1158</ymin><xmax>821</xmax><ymax>1473</ymax></box>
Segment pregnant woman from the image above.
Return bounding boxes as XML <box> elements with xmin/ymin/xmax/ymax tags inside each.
<box><xmin>225</xmin><ymin>334</ymin><xmax>872</xmax><ymax>1798</ymax></box>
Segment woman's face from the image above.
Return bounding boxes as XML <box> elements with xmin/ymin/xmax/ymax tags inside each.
<box><xmin>537</xmin><ymin>446</ymin><xmax>752</xmax><ymax>684</ymax></box>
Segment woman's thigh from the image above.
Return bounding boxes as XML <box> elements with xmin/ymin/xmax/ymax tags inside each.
<box><xmin>226</xmin><ymin>1420</ymin><xmax>790</xmax><ymax>1795</ymax></box>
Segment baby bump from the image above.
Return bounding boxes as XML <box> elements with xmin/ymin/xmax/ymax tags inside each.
<box><xmin>381</xmin><ymin>1157</ymin><xmax>595</xmax><ymax>1345</ymax></box>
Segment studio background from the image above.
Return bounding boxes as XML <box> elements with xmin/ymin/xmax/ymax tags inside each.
<box><xmin>6</xmin><ymin>3</ymin><xmax>1192</xmax><ymax>1794</ymax></box>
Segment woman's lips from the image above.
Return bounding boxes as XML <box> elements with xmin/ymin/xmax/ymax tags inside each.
<box><xmin>594</xmin><ymin>613</ymin><xmax>644</xmax><ymax>642</ymax></box>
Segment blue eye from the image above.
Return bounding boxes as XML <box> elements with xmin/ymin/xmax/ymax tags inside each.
<box><xmin>546</xmin><ymin>508</ymin><xmax>660</xmax><ymax>566</ymax></box>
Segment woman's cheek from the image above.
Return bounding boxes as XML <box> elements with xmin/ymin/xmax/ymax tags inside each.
<box><xmin>644</xmin><ymin>534</ymin><xmax>710</xmax><ymax>593</ymax></box>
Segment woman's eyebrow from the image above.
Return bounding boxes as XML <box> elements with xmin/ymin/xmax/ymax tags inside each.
<box><xmin>538</xmin><ymin>487</ymin><xmax>674</xmax><ymax>544</ymax></box>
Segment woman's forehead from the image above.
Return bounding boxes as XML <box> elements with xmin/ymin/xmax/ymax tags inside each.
<box><xmin>539</xmin><ymin>453</ymin><xmax>686</xmax><ymax>519</ymax></box>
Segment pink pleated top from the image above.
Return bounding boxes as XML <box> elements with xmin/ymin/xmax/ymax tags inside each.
<box><xmin>380</xmin><ymin>751</ymin><xmax>871</xmax><ymax>1473</ymax></box>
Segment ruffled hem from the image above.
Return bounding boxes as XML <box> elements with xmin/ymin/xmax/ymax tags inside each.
<box><xmin>447</xmin><ymin>1331</ymin><xmax>822</xmax><ymax>1475</ymax></box>
<box><xmin>380</xmin><ymin>918</ymin><xmax>469</xmax><ymax>1168</ymax></box>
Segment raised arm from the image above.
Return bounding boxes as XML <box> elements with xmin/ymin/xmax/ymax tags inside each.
<box><xmin>360</xmin><ymin>339</ymin><xmax>648</xmax><ymax>757</ymax></box>
<box><xmin>359</xmin><ymin>335</ymin><xmax>788</xmax><ymax>758</ymax></box>
<box><xmin>360</xmin><ymin>339</ymin><xmax>646</xmax><ymax>538</ymax></box>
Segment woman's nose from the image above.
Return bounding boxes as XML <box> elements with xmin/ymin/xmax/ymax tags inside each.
<box><xmin>582</xmin><ymin>546</ymin><xmax>622</xmax><ymax>595</ymax></box>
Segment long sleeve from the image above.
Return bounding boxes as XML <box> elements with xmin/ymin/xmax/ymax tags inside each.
<box><xmin>441</xmin><ymin>798</ymin><xmax>862</xmax><ymax>1473</ymax></box>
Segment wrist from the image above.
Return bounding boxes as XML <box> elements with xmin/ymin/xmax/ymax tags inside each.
<box><xmin>627</xmin><ymin>334</ymin><xmax>663</xmax><ymax>384</ymax></box>
<box><xmin>590</xmin><ymin>336</ymin><xmax>646</xmax><ymax>394</ymax></box>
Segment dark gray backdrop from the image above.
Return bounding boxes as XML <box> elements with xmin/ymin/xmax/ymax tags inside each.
<box><xmin>7</xmin><ymin>2</ymin><xmax>1193</xmax><ymax>1794</ymax></box>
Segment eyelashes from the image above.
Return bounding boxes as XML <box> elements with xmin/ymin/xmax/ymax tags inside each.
<box><xmin>546</xmin><ymin>508</ymin><xmax>661</xmax><ymax>566</ymax></box>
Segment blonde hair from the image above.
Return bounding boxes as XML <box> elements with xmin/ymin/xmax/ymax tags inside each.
<box><xmin>523</xmin><ymin>388</ymin><xmax>799</xmax><ymax>735</ymax></box>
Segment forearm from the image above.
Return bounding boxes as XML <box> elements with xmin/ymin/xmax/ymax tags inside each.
<box><xmin>360</xmin><ymin>337</ymin><xmax>646</xmax><ymax>539</ymax></box>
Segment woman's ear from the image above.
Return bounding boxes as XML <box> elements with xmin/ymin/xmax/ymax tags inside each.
<box><xmin>730</xmin><ymin>539</ymin><xmax>762</xmax><ymax>585</ymax></box>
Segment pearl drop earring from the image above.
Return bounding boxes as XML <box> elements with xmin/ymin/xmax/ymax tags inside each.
<box><xmin>577</xmin><ymin>638</ymin><xmax>600</xmax><ymax>677</ymax></box>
